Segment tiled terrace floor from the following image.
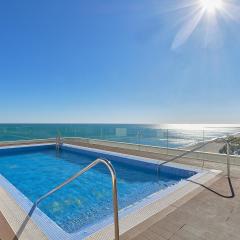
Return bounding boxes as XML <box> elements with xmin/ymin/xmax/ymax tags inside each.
<box><xmin>123</xmin><ymin>176</ymin><xmax>240</xmax><ymax>240</ymax></box>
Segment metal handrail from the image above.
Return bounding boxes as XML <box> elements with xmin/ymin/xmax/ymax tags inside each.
<box><xmin>162</xmin><ymin>131</ymin><xmax>240</xmax><ymax>178</ymax></box>
<box><xmin>34</xmin><ymin>158</ymin><xmax>120</xmax><ymax>240</ymax></box>
<box><xmin>56</xmin><ymin>136</ymin><xmax>64</xmax><ymax>151</ymax></box>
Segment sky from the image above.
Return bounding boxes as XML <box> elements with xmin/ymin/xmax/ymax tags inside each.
<box><xmin>0</xmin><ymin>0</ymin><xmax>240</xmax><ymax>124</ymax></box>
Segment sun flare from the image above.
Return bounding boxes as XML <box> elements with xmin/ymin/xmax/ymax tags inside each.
<box><xmin>200</xmin><ymin>0</ymin><xmax>223</xmax><ymax>14</ymax></box>
<box><xmin>170</xmin><ymin>0</ymin><xmax>240</xmax><ymax>49</ymax></box>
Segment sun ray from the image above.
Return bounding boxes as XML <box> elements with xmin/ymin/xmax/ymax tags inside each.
<box><xmin>171</xmin><ymin>7</ymin><xmax>205</xmax><ymax>49</ymax></box>
<box><xmin>169</xmin><ymin>0</ymin><xmax>240</xmax><ymax>49</ymax></box>
<box><xmin>220</xmin><ymin>1</ymin><xmax>240</xmax><ymax>22</ymax></box>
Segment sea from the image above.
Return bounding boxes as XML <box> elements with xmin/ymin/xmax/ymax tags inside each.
<box><xmin>0</xmin><ymin>124</ymin><xmax>239</xmax><ymax>149</ymax></box>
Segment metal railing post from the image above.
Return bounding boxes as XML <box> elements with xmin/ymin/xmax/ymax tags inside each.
<box><xmin>167</xmin><ymin>129</ymin><xmax>169</xmax><ymax>155</ymax></box>
<box><xmin>226</xmin><ymin>140</ymin><xmax>230</xmax><ymax>178</ymax></box>
<box><xmin>111</xmin><ymin>168</ymin><xmax>120</xmax><ymax>240</ymax></box>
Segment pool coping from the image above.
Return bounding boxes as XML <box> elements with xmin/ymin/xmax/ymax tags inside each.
<box><xmin>0</xmin><ymin>143</ymin><xmax>221</xmax><ymax>240</ymax></box>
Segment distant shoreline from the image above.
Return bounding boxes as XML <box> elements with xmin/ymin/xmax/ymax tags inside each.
<box><xmin>185</xmin><ymin>141</ymin><xmax>224</xmax><ymax>154</ymax></box>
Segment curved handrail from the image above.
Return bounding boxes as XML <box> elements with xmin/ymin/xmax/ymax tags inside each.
<box><xmin>34</xmin><ymin>158</ymin><xmax>120</xmax><ymax>240</ymax></box>
<box><xmin>160</xmin><ymin>131</ymin><xmax>240</xmax><ymax>178</ymax></box>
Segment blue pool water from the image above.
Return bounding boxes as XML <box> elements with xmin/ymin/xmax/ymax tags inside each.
<box><xmin>0</xmin><ymin>145</ymin><xmax>195</xmax><ymax>234</ymax></box>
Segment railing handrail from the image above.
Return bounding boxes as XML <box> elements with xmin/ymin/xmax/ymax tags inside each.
<box><xmin>56</xmin><ymin>136</ymin><xmax>64</xmax><ymax>151</ymax></box>
<box><xmin>162</xmin><ymin>131</ymin><xmax>240</xmax><ymax>178</ymax></box>
<box><xmin>34</xmin><ymin>158</ymin><xmax>120</xmax><ymax>240</ymax></box>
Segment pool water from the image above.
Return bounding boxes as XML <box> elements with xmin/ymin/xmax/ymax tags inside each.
<box><xmin>0</xmin><ymin>145</ymin><xmax>195</xmax><ymax>234</ymax></box>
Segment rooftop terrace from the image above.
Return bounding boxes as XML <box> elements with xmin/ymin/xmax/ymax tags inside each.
<box><xmin>0</xmin><ymin>139</ymin><xmax>240</xmax><ymax>240</ymax></box>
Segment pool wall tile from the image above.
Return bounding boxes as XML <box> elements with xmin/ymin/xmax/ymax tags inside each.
<box><xmin>0</xmin><ymin>144</ymin><xmax>55</xmax><ymax>156</ymax></box>
<box><xmin>62</xmin><ymin>145</ymin><xmax>196</xmax><ymax>178</ymax></box>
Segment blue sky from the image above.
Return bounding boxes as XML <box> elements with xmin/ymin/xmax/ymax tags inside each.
<box><xmin>0</xmin><ymin>0</ymin><xmax>240</xmax><ymax>123</ymax></box>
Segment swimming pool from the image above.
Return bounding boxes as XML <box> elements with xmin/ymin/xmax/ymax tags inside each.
<box><xmin>0</xmin><ymin>143</ymin><xmax>211</xmax><ymax>239</ymax></box>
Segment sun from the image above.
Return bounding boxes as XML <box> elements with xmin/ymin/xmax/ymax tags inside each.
<box><xmin>200</xmin><ymin>0</ymin><xmax>224</xmax><ymax>14</ymax></box>
<box><xmin>170</xmin><ymin>0</ymin><xmax>239</xmax><ymax>49</ymax></box>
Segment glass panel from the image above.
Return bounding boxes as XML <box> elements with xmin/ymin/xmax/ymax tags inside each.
<box><xmin>0</xmin><ymin>124</ymin><xmax>240</xmax><ymax>155</ymax></box>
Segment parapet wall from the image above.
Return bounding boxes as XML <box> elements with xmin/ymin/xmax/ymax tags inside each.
<box><xmin>66</xmin><ymin>137</ymin><xmax>240</xmax><ymax>166</ymax></box>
